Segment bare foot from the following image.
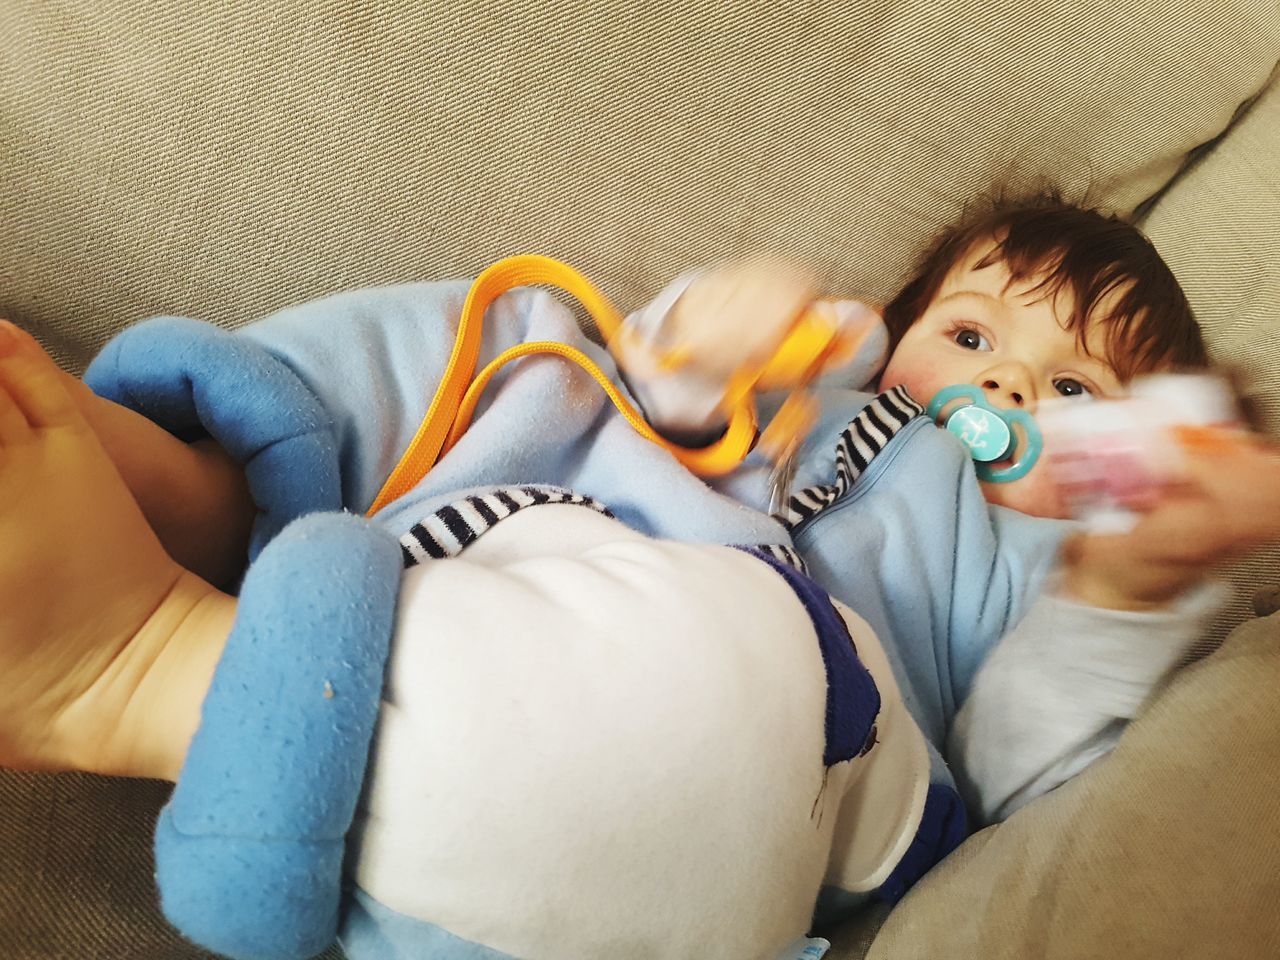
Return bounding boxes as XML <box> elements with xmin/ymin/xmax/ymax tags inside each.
<box><xmin>0</xmin><ymin>320</ymin><xmax>255</xmax><ymax>588</ymax></box>
<box><xmin>0</xmin><ymin>324</ymin><xmax>231</xmax><ymax>778</ymax></box>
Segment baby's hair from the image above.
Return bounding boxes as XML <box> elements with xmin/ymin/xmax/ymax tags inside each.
<box><xmin>882</xmin><ymin>192</ymin><xmax>1207</xmax><ymax>381</ymax></box>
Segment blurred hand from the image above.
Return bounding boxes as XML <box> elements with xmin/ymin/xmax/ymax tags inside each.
<box><xmin>661</xmin><ymin>259</ymin><xmax>819</xmax><ymax>380</ymax></box>
<box><xmin>1062</xmin><ymin>433</ymin><xmax>1280</xmax><ymax>611</ymax></box>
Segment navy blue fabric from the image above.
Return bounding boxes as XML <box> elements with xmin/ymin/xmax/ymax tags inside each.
<box><xmin>874</xmin><ymin>782</ymin><xmax>968</xmax><ymax>906</ymax></box>
<box><xmin>738</xmin><ymin>548</ymin><xmax>880</xmax><ymax>767</ymax></box>
<box><xmin>154</xmin><ymin>512</ymin><xmax>403</xmax><ymax>960</ymax></box>
<box><xmin>84</xmin><ymin>316</ymin><xmax>343</xmax><ymax>560</ymax></box>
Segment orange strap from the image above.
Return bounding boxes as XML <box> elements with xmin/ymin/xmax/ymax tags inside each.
<box><xmin>365</xmin><ymin>255</ymin><xmax>760</xmax><ymax>516</ymax></box>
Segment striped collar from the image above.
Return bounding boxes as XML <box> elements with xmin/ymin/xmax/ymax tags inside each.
<box><xmin>400</xmin><ymin>485</ymin><xmax>808</xmax><ymax>574</ymax></box>
<box><xmin>776</xmin><ymin>386</ymin><xmax>924</xmax><ymax>530</ymax></box>
<box><xmin>400</xmin><ymin>486</ymin><xmax>612</xmax><ymax>566</ymax></box>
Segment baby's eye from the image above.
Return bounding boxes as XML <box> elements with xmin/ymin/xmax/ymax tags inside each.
<box><xmin>953</xmin><ymin>328</ymin><xmax>990</xmax><ymax>351</ymax></box>
<box><xmin>1053</xmin><ymin>378</ymin><xmax>1094</xmax><ymax>398</ymax></box>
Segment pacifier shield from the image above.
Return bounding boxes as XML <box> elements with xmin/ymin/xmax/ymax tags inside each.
<box><xmin>945</xmin><ymin>405</ymin><xmax>1011</xmax><ymax>462</ymax></box>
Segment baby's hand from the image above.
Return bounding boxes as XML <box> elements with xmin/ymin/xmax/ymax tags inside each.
<box><xmin>617</xmin><ymin>261</ymin><xmax>880</xmax><ymax>439</ymax></box>
<box><xmin>1061</xmin><ymin>435</ymin><xmax>1280</xmax><ymax>611</ymax></box>
<box><xmin>613</xmin><ymin>261</ymin><xmax>819</xmax><ymax>437</ymax></box>
<box><xmin>660</xmin><ymin>260</ymin><xmax>819</xmax><ymax>381</ymax></box>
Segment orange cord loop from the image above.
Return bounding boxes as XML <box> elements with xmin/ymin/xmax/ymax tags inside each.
<box><xmin>366</xmin><ymin>255</ymin><xmax>762</xmax><ymax>516</ymax></box>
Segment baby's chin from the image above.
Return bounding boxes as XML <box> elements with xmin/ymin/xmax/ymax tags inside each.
<box><xmin>978</xmin><ymin>472</ymin><xmax>1072</xmax><ymax>520</ymax></box>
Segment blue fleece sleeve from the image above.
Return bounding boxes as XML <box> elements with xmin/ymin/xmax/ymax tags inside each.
<box><xmin>85</xmin><ymin>281</ymin><xmax>614</xmax><ymax>534</ymax></box>
<box><xmin>232</xmin><ymin>281</ymin><xmax>602</xmax><ymax>517</ymax></box>
<box><xmin>788</xmin><ymin>408</ymin><xmax>1073</xmax><ymax>750</ymax></box>
<box><xmin>154</xmin><ymin>511</ymin><xmax>403</xmax><ymax>960</ymax></box>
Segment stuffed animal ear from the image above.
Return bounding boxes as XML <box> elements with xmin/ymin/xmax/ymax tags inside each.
<box><xmin>84</xmin><ymin>316</ymin><xmax>343</xmax><ymax>560</ymax></box>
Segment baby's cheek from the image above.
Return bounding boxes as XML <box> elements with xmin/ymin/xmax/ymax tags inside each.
<box><xmin>978</xmin><ymin>463</ymin><xmax>1070</xmax><ymax>519</ymax></box>
<box><xmin>974</xmin><ymin>423</ymin><xmax>1072</xmax><ymax>519</ymax></box>
<box><xmin>879</xmin><ymin>357</ymin><xmax>948</xmax><ymax>405</ymax></box>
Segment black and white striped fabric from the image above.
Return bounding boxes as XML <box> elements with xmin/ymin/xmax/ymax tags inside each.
<box><xmin>401</xmin><ymin>485</ymin><xmax>813</xmax><ymax>575</ymax></box>
<box><xmin>400</xmin><ymin>486</ymin><xmax>613</xmax><ymax>567</ymax></box>
<box><xmin>776</xmin><ymin>386</ymin><xmax>924</xmax><ymax>531</ymax></box>
<box><xmin>751</xmin><ymin>542</ymin><xmax>810</xmax><ymax>576</ymax></box>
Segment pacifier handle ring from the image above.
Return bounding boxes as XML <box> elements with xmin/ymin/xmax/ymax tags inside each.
<box><xmin>977</xmin><ymin>411</ymin><xmax>1042</xmax><ymax>483</ymax></box>
<box><xmin>925</xmin><ymin>384</ymin><xmax>985</xmax><ymax>422</ymax></box>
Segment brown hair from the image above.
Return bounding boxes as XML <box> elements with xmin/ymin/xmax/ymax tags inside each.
<box><xmin>881</xmin><ymin>194</ymin><xmax>1206</xmax><ymax>381</ymax></box>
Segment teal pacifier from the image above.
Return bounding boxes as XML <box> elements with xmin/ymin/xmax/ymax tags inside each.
<box><xmin>925</xmin><ymin>385</ymin><xmax>1043</xmax><ymax>483</ymax></box>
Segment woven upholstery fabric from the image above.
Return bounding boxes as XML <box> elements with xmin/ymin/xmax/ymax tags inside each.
<box><xmin>0</xmin><ymin>775</ymin><xmax>201</xmax><ymax>960</ymax></box>
<box><xmin>861</xmin><ymin>609</ymin><xmax>1280</xmax><ymax>960</ymax></box>
<box><xmin>3</xmin><ymin>1</ymin><xmax>1278</xmax><ymax>375</ymax></box>
<box><xmin>3</xmin><ymin>3</ymin><xmax>1280</xmax><ymax>960</ymax></box>
<box><xmin>1142</xmin><ymin>76</ymin><xmax>1280</xmax><ymax>655</ymax></box>
<box><xmin>0</xmin><ymin>772</ymin><xmax>346</xmax><ymax>959</ymax></box>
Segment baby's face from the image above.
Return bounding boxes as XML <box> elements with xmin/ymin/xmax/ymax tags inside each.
<box><xmin>878</xmin><ymin>243</ymin><xmax>1123</xmax><ymax>518</ymax></box>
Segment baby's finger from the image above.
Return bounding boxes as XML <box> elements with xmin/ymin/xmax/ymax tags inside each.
<box><xmin>673</xmin><ymin>261</ymin><xmax>818</xmax><ymax>378</ymax></box>
<box><xmin>1110</xmin><ymin>475</ymin><xmax>1186</xmax><ymax>513</ymax></box>
<box><xmin>1120</xmin><ymin>492</ymin><xmax>1233</xmax><ymax>559</ymax></box>
<box><xmin>1176</xmin><ymin>438</ymin><xmax>1280</xmax><ymax>540</ymax></box>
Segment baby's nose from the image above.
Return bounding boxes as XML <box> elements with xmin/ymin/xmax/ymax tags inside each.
<box><xmin>983</xmin><ymin>378</ymin><xmax>1024</xmax><ymax>406</ymax></box>
<box><xmin>977</xmin><ymin>366</ymin><xmax>1036</xmax><ymax>411</ymax></box>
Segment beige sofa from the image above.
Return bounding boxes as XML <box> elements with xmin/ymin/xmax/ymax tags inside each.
<box><xmin>2</xmin><ymin>2</ymin><xmax>1278</xmax><ymax>957</ymax></box>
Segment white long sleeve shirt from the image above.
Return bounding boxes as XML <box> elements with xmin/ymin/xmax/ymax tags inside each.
<box><xmin>948</xmin><ymin>583</ymin><xmax>1223</xmax><ymax>825</ymax></box>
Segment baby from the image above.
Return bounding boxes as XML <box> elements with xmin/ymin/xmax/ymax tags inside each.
<box><xmin>2</xmin><ymin>195</ymin><xmax>1278</xmax><ymax>960</ymax></box>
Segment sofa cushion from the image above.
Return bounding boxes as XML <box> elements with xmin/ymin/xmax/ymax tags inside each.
<box><xmin>1140</xmin><ymin>75</ymin><xmax>1280</xmax><ymax>652</ymax></box>
<box><xmin>2</xmin><ymin>1</ymin><xmax>1278</xmax><ymax>375</ymax></box>
<box><xmin>858</xmin><ymin>607</ymin><xmax>1280</xmax><ymax>959</ymax></box>
<box><xmin>0</xmin><ymin>773</ymin><xmax>349</xmax><ymax>959</ymax></box>
<box><xmin>2</xmin><ymin>3</ymin><xmax>1280</xmax><ymax>960</ymax></box>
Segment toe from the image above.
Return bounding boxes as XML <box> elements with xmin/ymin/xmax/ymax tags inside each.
<box><xmin>0</xmin><ymin>350</ymin><xmax>82</xmax><ymax>432</ymax></box>
<box><xmin>0</xmin><ymin>381</ymin><xmax>30</xmax><ymax>445</ymax></box>
<box><xmin>0</xmin><ymin>319</ymin><xmax>39</xmax><ymax>356</ymax></box>
<box><xmin>0</xmin><ymin>319</ymin><xmax>73</xmax><ymax>374</ymax></box>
